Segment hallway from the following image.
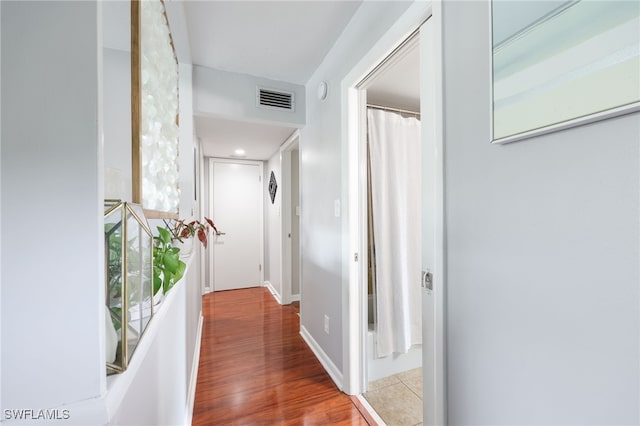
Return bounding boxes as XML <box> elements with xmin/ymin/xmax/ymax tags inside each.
<box><xmin>192</xmin><ymin>287</ymin><xmax>370</xmax><ymax>425</ymax></box>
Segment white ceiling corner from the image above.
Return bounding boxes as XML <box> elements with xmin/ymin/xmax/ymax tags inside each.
<box><xmin>196</xmin><ymin>115</ymin><xmax>296</xmax><ymax>161</ymax></box>
<box><xmin>183</xmin><ymin>1</ymin><xmax>362</xmax><ymax>85</ymax></box>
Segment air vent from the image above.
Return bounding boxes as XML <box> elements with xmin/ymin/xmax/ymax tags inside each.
<box><xmin>257</xmin><ymin>87</ymin><xmax>295</xmax><ymax>112</ymax></box>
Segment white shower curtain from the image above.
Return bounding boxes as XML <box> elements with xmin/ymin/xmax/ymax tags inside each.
<box><xmin>367</xmin><ymin>108</ymin><xmax>422</xmax><ymax>358</ymax></box>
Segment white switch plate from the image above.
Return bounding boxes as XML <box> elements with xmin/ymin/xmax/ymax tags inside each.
<box><xmin>324</xmin><ymin>315</ymin><xmax>330</xmax><ymax>334</ymax></box>
<box><xmin>295</xmin><ymin>206</ymin><xmax>301</xmax><ymax>216</ymax></box>
<box><xmin>334</xmin><ymin>200</ymin><xmax>341</xmax><ymax>217</ymax></box>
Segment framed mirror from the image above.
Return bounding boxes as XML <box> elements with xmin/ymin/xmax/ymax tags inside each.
<box><xmin>131</xmin><ymin>0</ymin><xmax>180</xmax><ymax>217</ymax></box>
<box><xmin>491</xmin><ymin>0</ymin><xmax>640</xmax><ymax>144</ymax></box>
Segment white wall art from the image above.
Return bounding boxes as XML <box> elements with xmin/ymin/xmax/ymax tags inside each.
<box><xmin>133</xmin><ymin>0</ymin><xmax>180</xmax><ymax>215</ymax></box>
<box><xmin>491</xmin><ymin>0</ymin><xmax>640</xmax><ymax>143</ymax></box>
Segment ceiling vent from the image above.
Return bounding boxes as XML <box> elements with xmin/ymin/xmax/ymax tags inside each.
<box><xmin>256</xmin><ymin>87</ymin><xmax>295</xmax><ymax>112</ymax></box>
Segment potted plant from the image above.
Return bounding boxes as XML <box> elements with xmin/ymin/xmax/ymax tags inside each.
<box><xmin>153</xmin><ymin>217</ymin><xmax>219</xmax><ymax>303</ymax></box>
<box><xmin>166</xmin><ymin>217</ymin><xmax>219</xmax><ymax>253</ymax></box>
<box><xmin>153</xmin><ymin>226</ymin><xmax>186</xmax><ymax>303</ymax></box>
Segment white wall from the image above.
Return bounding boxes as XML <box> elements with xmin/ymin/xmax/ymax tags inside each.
<box><xmin>108</xmin><ymin>254</ymin><xmax>201</xmax><ymax>426</ymax></box>
<box><xmin>193</xmin><ymin>65</ymin><xmax>306</xmax><ymax>128</ymax></box>
<box><xmin>442</xmin><ymin>1</ymin><xmax>639</xmax><ymax>424</ymax></box>
<box><xmin>0</xmin><ymin>1</ymin><xmax>201</xmax><ymax>422</ymax></box>
<box><xmin>103</xmin><ymin>47</ymin><xmax>132</xmax><ymax>201</ymax></box>
<box><xmin>300</xmin><ymin>0</ymin><xmax>413</xmax><ymax>374</ymax></box>
<box><xmin>264</xmin><ymin>153</ymin><xmax>282</xmax><ymax>300</ymax></box>
<box><xmin>1</xmin><ymin>0</ymin><xmax>104</xmax><ymax>410</ymax></box>
<box><xmin>0</xmin><ymin>2</ymin><xmax>4</xmax><ymax>412</ymax></box>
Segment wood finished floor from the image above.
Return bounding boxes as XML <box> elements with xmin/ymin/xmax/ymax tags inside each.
<box><xmin>192</xmin><ymin>287</ymin><xmax>370</xmax><ymax>425</ymax></box>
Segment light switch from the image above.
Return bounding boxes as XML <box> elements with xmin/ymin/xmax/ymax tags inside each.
<box><xmin>295</xmin><ymin>206</ymin><xmax>301</xmax><ymax>216</ymax></box>
<box><xmin>334</xmin><ymin>200</ymin><xmax>341</xmax><ymax>217</ymax></box>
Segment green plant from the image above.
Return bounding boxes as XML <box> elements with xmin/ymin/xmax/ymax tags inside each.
<box><xmin>167</xmin><ymin>217</ymin><xmax>218</xmax><ymax>248</ymax></box>
<box><xmin>153</xmin><ymin>226</ymin><xmax>186</xmax><ymax>294</ymax></box>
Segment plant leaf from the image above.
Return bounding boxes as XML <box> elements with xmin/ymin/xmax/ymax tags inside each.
<box><xmin>153</xmin><ymin>274</ymin><xmax>162</xmax><ymax>294</ymax></box>
<box><xmin>197</xmin><ymin>228</ymin><xmax>207</xmax><ymax>248</ymax></box>
<box><xmin>164</xmin><ymin>251</ymin><xmax>180</xmax><ymax>273</ymax></box>
<box><xmin>174</xmin><ymin>260</ymin><xmax>187</xmax><ymax>283</ymax></box>
<box><xmin>157</xmin><ymin>226</ymin><xmax>171</xmax><ymax>245</ymax></box>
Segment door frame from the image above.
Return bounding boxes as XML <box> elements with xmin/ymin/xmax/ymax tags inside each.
<box><xmin>280</xmin><ymin>131</ymin><xmax>301</xmax><ymax>305</ymax></box>
<box><xmin>341</xmin><ymin>1</ymin><xmax>446</xmax><ymax>424</ymax></box>
<box><xmin>208</xmin><ymin>158</ymin><xmax>265</xmax><ymax>291</ymax></box>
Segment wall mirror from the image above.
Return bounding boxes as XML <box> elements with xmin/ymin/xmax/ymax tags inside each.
<box><xmin>491</xmin><ymin>0</ymin><xmax>640</xmax><ymax>144</ymax></box>
<box><xmin>132</xmin><ymin>0</ymin><xmax>180</xmax><ymax>217</ymax></box>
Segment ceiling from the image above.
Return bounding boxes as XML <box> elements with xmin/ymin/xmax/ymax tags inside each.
<box><xmin>102</xmin><ymin>1</ymin><xmax>364</xmax><ymax>161</ymax></box>
<box><xmin>196</xmin><ymin>115</ymin><xmax>296</xmax><ymax>159</ymax></box>
<box><xmin>366</xmin><ymin>38</ymin><xmax>420</xmax><ymax>112</ymax></box>
<box><xmin>184</xmin><ymin>1</ymin><xmax>362</xmax><ymax>85</ymax></box>
<box><xmin>183</xmin><ymin>1</ymin><xmax>362</xmax><ymax>160</ymax></box>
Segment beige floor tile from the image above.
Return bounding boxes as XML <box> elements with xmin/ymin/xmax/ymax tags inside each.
<box><xmin>402</xmin><ymin>375</ymin><xmax>423</xmax><ymax>399</ymax></box>
<box><xmin>367</xmin><ymin>374</ymin><xmax>401</xmax><ymax>391</ymax></box>
<box><xmin>397</xmin><ymin>368</ymin><xmax>423</xmax><ymax>399</ymax></box>
<box><xmin>396</xmin><ymin>367</ymin><xmax>422</xmax><ymax>383</ymax></box>
<box><xmin>364</xmin><ymin>383</ymin><xmax>422</xmax><ymax>426</ymax></box>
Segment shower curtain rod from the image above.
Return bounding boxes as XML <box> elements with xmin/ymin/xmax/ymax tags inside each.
<box><xmin>367</xmin><ymin>103</ymin><xmax>421</xmax><ymax>117</ymax></box>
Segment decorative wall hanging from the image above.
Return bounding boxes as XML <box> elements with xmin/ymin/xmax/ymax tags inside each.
<box><xmin>268</xmin><ymin>171</ymin><xmax>278</xmax><ymax>204</ymax></box>
<box><xmin>132</xmin><ymin>0</ymin><xmax>180</xmax><ymax>217</ymax></box>
<box><xmin>491</xmin><ymin>0</ymin><xmax>640</xmax><ymax>144</ymax></box>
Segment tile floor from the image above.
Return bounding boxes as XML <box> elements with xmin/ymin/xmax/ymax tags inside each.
<box><xmin>364</xmin><ymin>367</ymin><xmax>423</xmax><ymax>426</ymax></box>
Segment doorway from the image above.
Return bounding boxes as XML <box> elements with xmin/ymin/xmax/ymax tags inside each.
<box><xmin>343</xmin><ymin>3</ymin><xmax>445</xmax><ymax>426</ymax></box>
<box><xmin>359</xmin><ymin>32</ymin><xmax>424</xmax><ymax>426</ymax></box>
<box><xmin>208</xmin><ymin>158</ymin><xmax>264</xmax><ymax>291</ymax></box>
<box><xmin>280</xmin><ymin>132</ymin><xmax>301</xmax><ymax>306</ymax></box>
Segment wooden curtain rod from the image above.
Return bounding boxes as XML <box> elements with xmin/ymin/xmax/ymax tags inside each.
<box><xmin>367</xmin><ymin>104</ymin><xmax>421</xmax><ymax>117</ymax></box>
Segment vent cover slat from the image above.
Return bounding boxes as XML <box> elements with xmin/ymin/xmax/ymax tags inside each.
<box><xmin>257</xmin><ymin>87</ymin><xmax>295</xmax><ymax>111</ymax></box>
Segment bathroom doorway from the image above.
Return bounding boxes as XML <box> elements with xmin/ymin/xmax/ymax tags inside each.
<box><xmin>344</xmin><ymin>4</ymin><xmax>446</xmax><ymax>425</ymax></box>
<box><xmin>359</xmin><ymin>32</ymin><xmax>423</xmax><ymax>426</ymax></box>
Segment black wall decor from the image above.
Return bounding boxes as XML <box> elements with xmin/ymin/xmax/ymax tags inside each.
<box><xmin>268</xmin><ymin>171</ymin><xmax>278</xmax><ymax>204</ymax></box>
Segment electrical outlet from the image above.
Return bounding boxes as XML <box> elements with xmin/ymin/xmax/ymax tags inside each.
<box><xmin>324</xmin><ymin>315</ymin><xmax>330</xmax><ymax>334</ymax></box>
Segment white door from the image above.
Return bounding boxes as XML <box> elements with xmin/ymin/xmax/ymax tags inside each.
<box><xmin>210</xmin><ymin>160</ymin><xmax>263</xmax><ymax>291</ymax></box>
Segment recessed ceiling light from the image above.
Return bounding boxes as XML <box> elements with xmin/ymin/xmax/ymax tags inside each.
<box><xmin>234</xmin><ymin>149</ymin><xmax>246</xmax><ymax>156</ymax></box>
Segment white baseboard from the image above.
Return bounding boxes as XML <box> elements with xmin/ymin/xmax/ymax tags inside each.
<box><xmin>290</xmin><ymin>294</ymin><xmax>300</xmax><ymax>302</ymax></box>
<box><xmin>264</xmin><ymin>281</ymin><xmax>283</xmax><ymax>305</ymax></box>
<box><xmin>356</xmin><ymin>394</ymin><xmax>387</xmax><ymax>426</ymax></box>
<box><xmin>184</xmin><ymin>312</ymin><xmax>204</xmax><ymax>426</ymax></box>
<box><xmin>299</xmin><ymin>325</ymin><xmax>343</xmax><ymax>390</ymax></box>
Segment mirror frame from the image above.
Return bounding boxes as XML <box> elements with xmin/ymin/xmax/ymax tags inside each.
<box><xmin>490</xmin><ymin>1</ymin><xmax>640</xmax><ymax>144</ymax></box>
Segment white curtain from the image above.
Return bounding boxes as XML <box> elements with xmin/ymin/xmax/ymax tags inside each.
<box><xmin>367</xmin><ymin>108</ymin><xmax>422</xmax><ymax>358</ymax></box>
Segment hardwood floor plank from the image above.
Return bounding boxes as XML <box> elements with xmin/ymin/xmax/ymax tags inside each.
<box><xmin>193</xmin><ymin>287</ymin><xmax>369</xmax><ymax>425</ymax></box>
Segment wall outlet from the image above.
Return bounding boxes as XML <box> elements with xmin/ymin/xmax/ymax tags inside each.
<box><xmin>324</xmin><ymin>315</ymin><xmax>330</xmax><ymax>334</ymax></box>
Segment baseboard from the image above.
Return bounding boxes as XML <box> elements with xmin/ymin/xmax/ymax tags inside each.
<box><xmin>184</xmin><ymin>312</ymin><xmax>204</xmax><ymax>426</ymax></box>
<box><xmin>355</xmin><ymin>394</ymin><xmax>387</xmax><ymax>426</ymax></box>
<box><xmin>299</xmin><ymin>325</ymin><xmax>343</xmax><ymax>390</ymax></box>
<box><xmin>290</xmin><ymin>293</ymin><xmax>300</xmax><ymax>302</ymax></box>
<box><xmin>264</xmin><ymin>281</ymin><xmax>283</xmax><ymax>305</ymax></box>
